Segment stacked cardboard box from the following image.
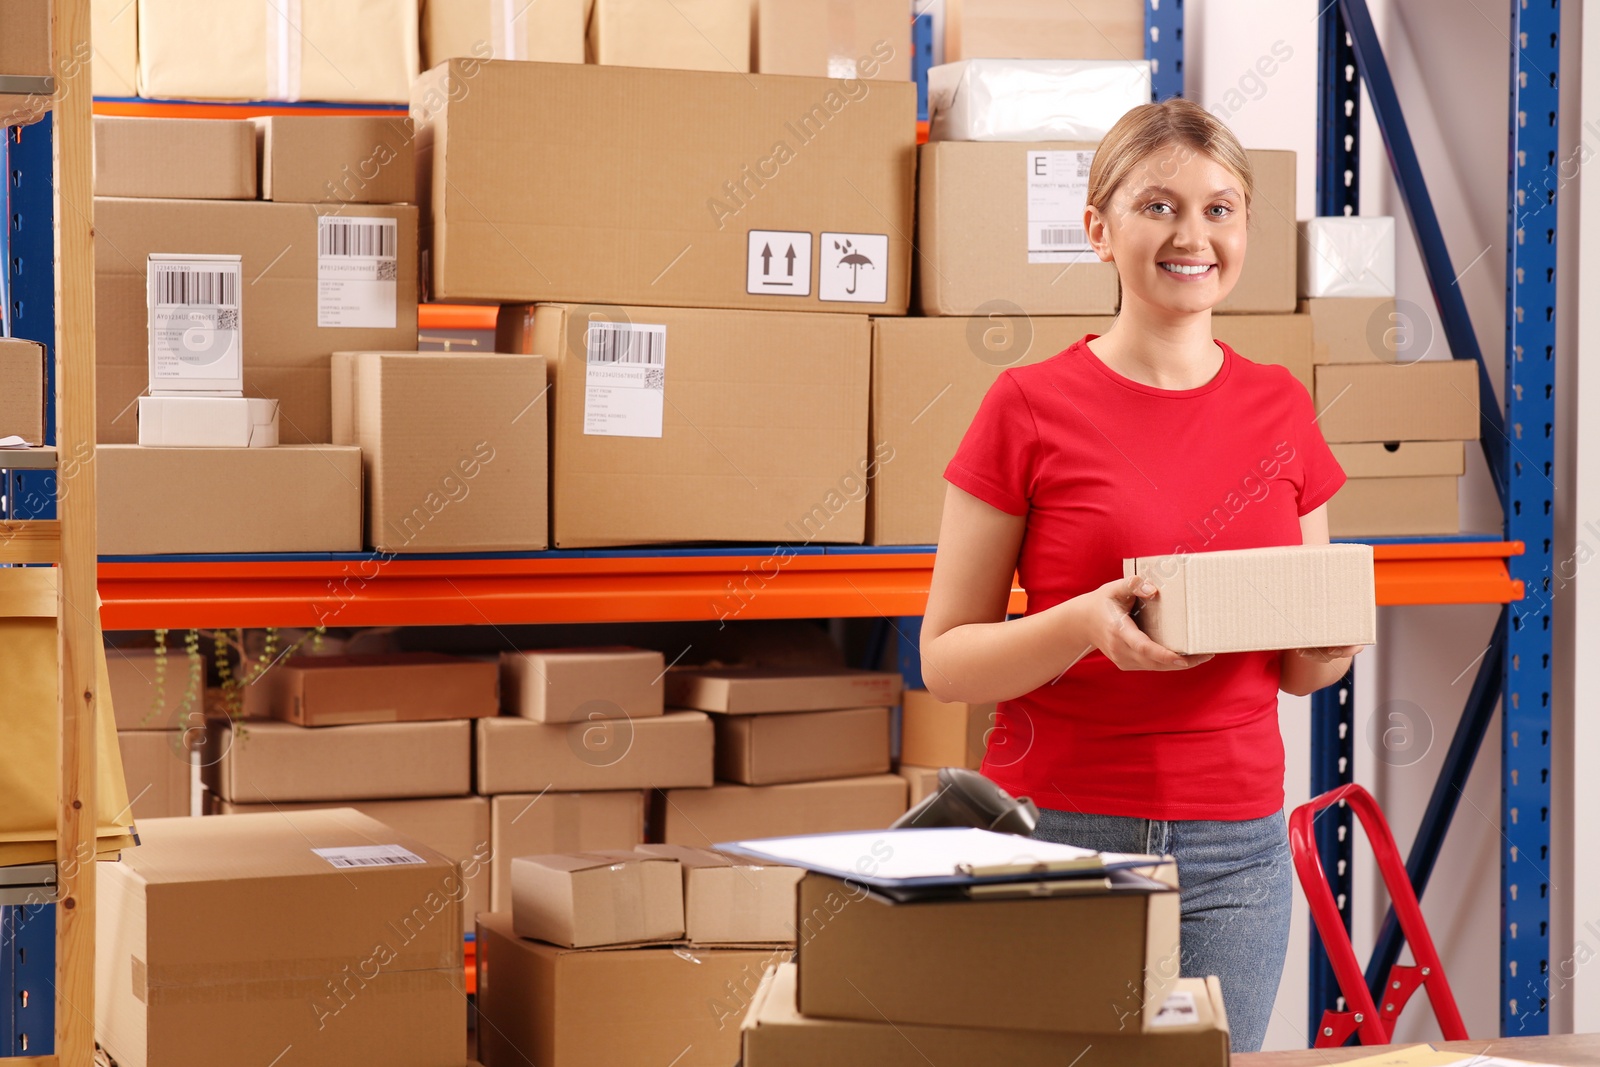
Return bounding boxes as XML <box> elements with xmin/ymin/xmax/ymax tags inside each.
<box><xmin>0</xmin><ymin>336</ymin><xmax>46</xmax><ymax>446</ymax></box>
<box><xmin>752</xmin><ymin>0</ymin><xmax>912</xmax><ymax>81</ymax></box>
<box><xmin>106</xmin><ymin>646</ymin><xmax>195</xmax><ymax>820</ymax></box>
<box><xmin>944</xmin><ymin>0</ymin><xmax>1146</xmax><ymax>63</ymax></box>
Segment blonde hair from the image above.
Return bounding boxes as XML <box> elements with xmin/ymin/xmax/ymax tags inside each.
<box><xmin>1087</xmin><ymin>99</ymin><xmax>1253</xmax><ymax>215</ymax></box>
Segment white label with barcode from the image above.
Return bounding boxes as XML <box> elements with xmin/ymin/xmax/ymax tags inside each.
<box><xmin>147</xmin><ymin>256</ymin><xmax>244</xmax><ymax>390</ymax></box>
<box><xmin>583</xmin><ymin>322</ymin><xmax>666</xmax><ymax>438</ymax></box>
<box><xmin>317</xmin><ymin>216</ymin><xmax>398</xmax><ymax>328</ymax></box>
<box><xmin>1149</xmin><ymin>989</ymin><xmax>1199</xmax><ymax>1028</ymax></box>
<box><xmin>1027</xmin><ymin>150</ymin><xmax>1098</xmax><ymax>264</ymax></box>
<box><xmin>313</xmin><ymin>844</ymin><xmax>426</xmax><ymax>869</ymax></box>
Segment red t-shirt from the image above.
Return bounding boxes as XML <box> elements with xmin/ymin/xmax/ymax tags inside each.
<box><xmin>944</xmin><ymin>336</ymin><xmax>1346</xmax><ymax>821</ymax></box>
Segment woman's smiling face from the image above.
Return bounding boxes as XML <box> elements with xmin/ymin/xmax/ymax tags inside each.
<box><xmin>1086</xmin><ymin>144</ymin><xmax>1250</xmax><ymax>317</ymax></box>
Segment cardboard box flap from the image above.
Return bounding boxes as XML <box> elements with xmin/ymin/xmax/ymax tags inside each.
<box><xmin>666</xmin><ymin>666</ymin><xmax>902</xmax><ymax>713</ymax></box>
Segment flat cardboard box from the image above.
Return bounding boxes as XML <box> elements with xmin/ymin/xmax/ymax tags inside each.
<box><xmin>336</xmin><ymin>350</ymin><xmax>548</xmax><ymax>552</ymax></box>
<box><xmin>93</xmin><ymin>0</ymin><xmax>140</xmax><ymax>98</ymax></box>
<box><xmin>895</xmin><ymin>764</ymin><xmax>943</xmax><ymax>806</ymax></box>
<box><xmin>511</xmin><ymin>850</ymin><xmax>685</xmax><ymax>946</ymax></box>
<box><xmin>754</xmin><ymin>0</ymin><xmax>911</xmax><ymax>81</ymax></box>
<box><xmin>489</xmin><ymin>791</ymin><xmax>646</xmax><ymax>912</ymax></box>
<box><xmin>1301</xmin><ymin>296</ymin><xmax>1398</xmax><ymax>363</ymax></box>
<box><xmin>206</xmin><ymin>719</ymin><xmax>472</xmax><ymax>802</ymax></box>
<box><xmin>944</xmin><ymin>0</ymin><xmax>1145</xmax><ymax>63</ymax></box>
<box><xmin>501</xmin><ymin>647</ymin><xmax>665</xmax><ymax>722</ymax></box>
<box><xmin>96</xmin><ymin>445</ymin><xmax>362</xmax><ymax>555</ymax></box>
<box><xmin>1330</xmin><ymin>477</ymin><xmax>1461</xmax><ymax>538</ymax></box>
<box><xmin>714</xmin><ymin>706</ymin><xmax>891</xmax><ymax>785</ymax></box>
<box><xmin>653</xmin><ymin>774</ymin><xmax>908</xmax><ymax>847</ymax></box>
<box><xmin>666</xmin><ymin>666</ymin><xmax>902</xmax><ymax>714</ymax></box>
<box><xmin>1315</xmin><ymin>360</ymin><xmax>1481</xmax><ymax>443</ymax></box>
<box><xmin>93</xmin><ymin>117</ymin><xmax>257</xmax><ymax>200</ymax></box>
<box><xmin>266</xmin><ymin>653</ymin><xmax>499</xmax><ymax>726</ymax></box>
<box><xmin>1123</xmin><ymin>543</ymin><xmax>1378</xmax><ymax>656</ymax></box>
<box><xmin>588</xmin><ymin>0</ymin><xmax>750</xmax><ymax>72</ymax></box>
<box><xmin>212</xmin><ymin>795</ymin><xmax>492</xmax><ymax>926</ymax></box>
<box><xmin>638</xmin><ymin>844</ymin><xmax>803</xmax><ymax>944</ymax></box>
<box><xmin>96</xmin><ymin>811</ymin><xmax>464</xmax><ymax>1067</ymax></box>
<box><xmin>1330</xmin><ymin>440</ymin><xmax>1466</xmax><ymax>479</ymax></box>
<box><xmin>795</xmin><ymin>872</ymin><xmax>1180</xmax><ymax>1034</ymax></box>
<box><xmin>413</xmin><ymin>60</ymin><xmax>916</xmax><ymax>311</ymax></box>
<box><xmin>867</xmin><ymin>315</ymin><xmax>1113</xmax><ymax>545</ymax></box>
<box><xmin>899</xmin><ymin>690</ymin><xmax>992</xmax><ymax>770</ymax></box>
<box><xmin>257</xmin><ymin>115</ymin><xmax>416</xmax><ymax>204</ymax></box>
<box><xmin>0</xmin><ymin>336</ymin><xmax>46</xmax><ymax>445</ymax></box>
<box><xmin>136</xmin><ymin>395</ymin><xmax>280</xmax><ymax>447</ymax></box>
<box><xmin>1212</xmin><ymin>311</ymin><xmax>1315</xmax><ymax>394</ymax></box>
<box><xmin>106</xmin><ymin>647</ymin><xmax>199</xmax><ymax>731</ymax></box>
<box><xmin>745</xmin><ymin>963</ymin><xmax>1229</xmax><ymax>1067</ymax></box>
<box><xmin>95</xmin><ymin>197</ymin><xmax>419</xmax><ymax>444</ymax></box>
<box><xmin>136</xmin><ymin>0</ymin><xmax>421</xmax><ymax>103</ymax></box>
<box><xmin>117</xmin><ymin>730</ymin><xmax>192</xmax><ymax>820</ymax></box>
<box><xmin>475</xmin><ymin>711</ymin><xmax>714</xmax><ymax>795</ymax></box>
<box><xmin>476</xmin><ymin>912</ymin><xmax>783</xmax><ymax>1067</ymax></box>
<box><xmin>423</xmin><ymin>0</ymin><xmax>586</xmax><ymax>65</ymax></box>
<box><xmin>509</xmin><ymin>303</ymin><xmax>871</xmax><ymax>547</ymax></box>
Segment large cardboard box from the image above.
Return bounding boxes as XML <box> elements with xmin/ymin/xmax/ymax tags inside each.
<box><xmin>1212</xmin><ymin>311</ymin><xmax>1315</xmax><ymax>394</ymax></box>
<box><xmin>96</xmin><ymin>811</ymin><xmax>465</xmax><ymax>1067</ymax></box>
<box><xmin>93</xmin><ymin>117</ymin><xmax>258</xmax><ymax>200</ymax></box>
<box><xmin>667</xmin><ymin>666</ymin><xmax>902</xmax><ymax>713</ymax></box>
<box><xmin>413</xmin><ymin>59</ymin><xmax>916</xmax><ymax>311</ymax></box>
<box><xmin>638</xmin><ymin>844</ymin><xmax>803</xmax><ymax>944</ymax></box>
<box><xmin>754</xmin><ymin>0</ymin><xmax>911</xmax><ymax>81</ymax></box>
<box><xmin>95</xmin><ymin>197</ymin><xmax>419</xmax><ymax>444</ymax></box>
<box><xmin>744</xmin><ymin>963</ymin><xmax>1229</xmax><ymax>1067</ymax></box>
<box><xmin>257</xmin><ymin>115</ymin><xmax>416</xmax><ymax>204</ymax></box>
<box><xmin>588</xmin><ymin>0</ymin><xmax>750</xmax><ymax>72</ymax></box>
<box><xmin>795</xmin><ymin>872</ymin><xmax>1180</xmax><ymax>1034</ymax></box>
<box><xmin>1328</xmin><ymin>441</ymin><xmax>1466</xmax><ymax>537</ymax></box>
<box><xmin>206</xmin><ymin>719</ymin><xmax>472</xmax><ymax>802</ymax></box>
<box><xmin>335</xmin><ymin>350</ymin><xmax>548</xmax><ymax>552</ymax></box>
<box><xmin>944</xmin><ymin>0</ymin><xmax>1145</xmax><ymax>63</ymax></box>
<box><xmin>212</xmin><ymin>795</ymin><xmax>492</xmax><ymax>925</ymax></box>
<box><xmin>264</xmin><ymin>653</ymin><xmax>499</xmax><ymax>726</ymax></box>
<box><xmin>97</xmin><ymin>445</ymin><xmax>362</xmax><ymax>555</ymax></box>
<box><xmin>1123</xmin><ymin>543</ymin><xmax>1378</xmax><ymax>656</ymax></box>
<box><xmin>0</xmin><ymin>336</ymin><xmax>46</xmax><ymax>445</ymax></box>
<box><xmin>501</xmin><ymin>647</ymin><xmax>665</xmax><ymax>722</ymax></box>
<box><xmin>1315</xmin><ymin>360</ymin><xmax>1481</xmax><ymax>443</ymax></box>
<box><xmin>511</xmin><ymin>303</ymin><xmax>871</xmax><ymax>547</ymax></box>
<box><xmin>714</xmin><ymin>706</ymin><xmax>891</xmax><ymax>785</ymax></box>
<box><xmin>423</xmin><ymin>0</ymin><xmax>585</xmax><ymax>65</ymax></box>
<box><xmin>653</xmin><ymin>774</ymin><xmax>908</xmax><ymax>847</ymax></box>
<box><xmin>476</xmin><ymin>912</ymin><xmax>783</xmax><ymax>1067</ymax></box>
<box><xmin>1302</xmin><ymin>296</ymin><xmax>1399</xmax><ymax>363</ymax></box>
<box><xmin>489</xmin><ymin>791</ymin><xmax>646</xmax><ymax>912</ymax></box>
<box><xmin>475</xmin><ymin>712</ymin><xmax>714</xmax><ymax>795</ymax></box>
<box><xmin>136</xmin><ymin>0</ymin><xmax>421</xmax><ymax>103</ymax></box>
<box><xmin>899</xmin><ymin>689</ymin><xmax>992</xmax><ymax>770</ymax></box>
<box><xmin>93</xmin><ymin>0</ymin><xmax>140</xmax><ymax>98</ymax></box>
<box><xmin>511</xmin><ymin>850</ymin><xmax>685</xmax><ymax>946</ymax></box>
<box><xmin>106</xmin><ymin>647</ymin><xmax>198</xmax><ymax>731</ymax></box>
<box><xmin>117</xmin><ymin>730</ymin><xmax>192</xmax><ymax>819</ymax></box>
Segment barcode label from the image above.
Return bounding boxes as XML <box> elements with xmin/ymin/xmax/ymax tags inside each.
<box><xmin>319</xmin><ymin>218</ymin><xmax>398</xmax><ymax>258</ymax></box>
<box><xmin>146</xmin><ymin>255</ymin><xmax>244</xmax><ymax>390</ymax></box>
<box><xmin>318</xmin><ymin>216</ymin><xmax>399</xmax><ymax>329</ymax></box>
<box><xmin>584</xmin><ymin>322</ymin><xmax>667</xmax><ymax>438</ymax></box>
<box><xmin>1026</xmin><ymin>150</ymin><xmax>1099</xmax><ymax>264</ymax></box>
<box><xmin>154</xmin><ymin>267</ymin><xmax>238</xmax><ymax>308</ymax></box>
<box><xmin>313</xmin><ymin>844</ymin><xmax>426</xmax><ymax>869</ymax></box>
<box><xmin>587</xmin><ymin>322</ymin><xmax>665</xmax><ymax>365</ymax></box>
<box><xmin>1037</xmin><ymin>226</ymin><xmax>1087</xmax><ymax>247</ymax></box>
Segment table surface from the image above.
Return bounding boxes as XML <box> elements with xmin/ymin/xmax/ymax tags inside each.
<box><xmin>1237</xmin><ymin>1033</ymin><xmax>1600</xmax><ymax>1065</ymax></box>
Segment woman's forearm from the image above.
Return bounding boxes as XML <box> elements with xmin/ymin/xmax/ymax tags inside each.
<box><xmin>921</xmin><ymin>598</ymin><xmax>1095</xmax><ymax>705</ymax></box>
<box><xmin>1279</xmin><ymin>651</ymin><xmax>1351</xmax><ymax>697</ymax></box>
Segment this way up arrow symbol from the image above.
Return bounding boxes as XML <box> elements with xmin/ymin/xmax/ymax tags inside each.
<box><xmin>785</xmin><ymin>244</ymin><xmax>796</xmax><ymax>276</ymax></box>
<box><xmin>760</xmin><ymin>243</ymin><xmax>772</xmax><ymax>275</ymax></box>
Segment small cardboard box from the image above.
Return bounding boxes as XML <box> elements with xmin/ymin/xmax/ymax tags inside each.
<box><xmin>753</xmin><ymin>0</ymin><xmax>911</xmax><ymax>81</ymax></box>
<box><xmin>257</xmin><ymin>115</ymin><xmax>415</xmax><ymax>204</ymax></box>
<box><xmin>1299</xmin><ymin>216</ymin><xmax>1397</xmax><ymax>298</ymax></box>
<box><xmin>490</xmin><ymin>791</ymin><xmax>646</xmax><ymax>912</ymax></box>
<box><xmin>899</xmin><ymin>690</ymin><xmax>992</xmax><ymax>770</ymax></box>
<box><xmin>1301</xmin><ymin>296</ymin><xmax>1398</xmax><ymax>364</ymax></box>
<box><xmin>423</xmin><ymin>0</ymin><xmax>586</xmax><ymax>65</ymax></box>
<box><xmin>96</xmin><ymin>445</ymin><xmax>362</xmax><ymax>555</ymax></box>
<box><xmin>93</xmin><ymin>117</ymin><xmax>258</xmax><ymax>199</ymax></box>
<box><xmin>501</xmin><ymin>646</ymin><xmax>665</xmax><ymax>722</ymax></box>
<box><xmin>205</xmin><ymin>719</ymin><xmax>472</xmax><ymax>802</ymax></box>
<box><xmin>638</xmin><ymin>844</ymin><xmax>804</xmax><ymax>944</ymax></box>
<box><xmin>136</xmin><ymin>395</ymin><xmax>280</xmax><ymax>447</ymax></box>
<box><xmin>895</xmin><ymin>764</ymin><xmax>943</xmax><ymax>806</ymax></box>
<box><xmin>1122</xmin><ymin>543</ymin><xmax>1378</xmax><ymax>656</ymax></box>
<box><xmin>476</xmin><ymin>912</ymin><xmax>783</xmax><ymax>1067</ymax></box>
<box><xmin>92</xmin><ymin>0</ymin><xmax>140</xmax><ymax>98</ymax></box>
<box><xmin>0</xmin><ymin>336</ymin><xmax>46</xmax><ymax>445</ymax></box>
<box><xmin>116</xmin><ymin>730</ymin><xmax>192</xmax><ymax>820</ymax></box>
<box><xmin>475</xmin><ymin>712</ymin><xmax>714</xmax><ymax>795</ymax></box>
<box><xmin>795</xmin><ymin>872</ymin><xmax>1180</xmax><ymax>1034</ymax></box>
<box><xmin>1328</xmin><ymin>441</ymin><xmax>1466</xmax><ymax>537</ymax></box>
<box><xmin>744</xmin><ymin>963</ymin><xmax>1230</xmax><ymax>1067</ymax></box>
<box><xmin>588</xmin><ymin>0</ymin><xmax>750</xmax><ymax>72</ymax></box>
<box><xmin>666</xmin><ymin>666</ymin><xmax>902</xmax><ymax>714</ymax></box>
<box><xmin>0</xmin><ymin>0</ymin><xmax>52</xmax><ymax>127</ymax></box>
<box><xmin>713</xmin><ymin>706</ymin><xmax>891</xmax><ymax>785</ymax></box>
<box><xmin>105</xmin><ymin>648</ymin><xmax>198</xmax><ymax>731</ymax></box>
<box><xmin>944</xmin><ymin>0</ymin><xmax>1145</xmax><ymax>63</ymax></box>
<box><xmin>96</xmin><ymin>811</ymin><xmax>464</xmax><ymax>1067</ymax></box>
<box><xmin>265</xmin><ymin>653</ymin><xmax>499</xmax><ymax>726</ymax></box>
<box><xmin>1315</xmin><ymin>360</ymin><xmax>1481</xmax><ymax>443</ymax></box>
<box><xmin>511</xmin><ymin>850</ymin><xmax>685</xmax><ymax>946</ymax></box>
<box><xmin>1211</xmin><ymin>311</ymin><xmax>1315</xmax><ymax>394</ymax></box>
<box><xmin>653</xmin><ymin>774</ymin><xmax>908</xmax><ymax>847</ymax></box>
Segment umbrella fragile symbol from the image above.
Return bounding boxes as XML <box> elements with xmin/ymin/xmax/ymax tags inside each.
<box><xmin>833</xmin><ymin>239</ymin><xmax>875</xmax><ymax>295</ymax></box>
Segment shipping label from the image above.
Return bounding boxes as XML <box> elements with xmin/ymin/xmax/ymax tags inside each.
<box><xmin>1026</xmin><ymin>150</ymin><xmax>1098</xmax><ymax>264</ymax></box>
<box><xmin>583</xmin><ymin>322</ymin><xmax>666</xmax><ymax>438</ymax></box>
<box><xmin>313</xmin><ymin>844</ymin><xmax>427</xmax><ymax>869</ymax></box>
<box><xmin>147</xmin><ymin>255</ymin><xmax>244</xmax><ymax>391</ymax></box>
<box><xmin>317</xmin><ymin>216</ymin><xmax>399</xmax><ymax>328</ymax></box>
<box><xmin>1149</xmin><ymin>989</ymin><xmax>1200</xmax><ymax>1028</ymax></box>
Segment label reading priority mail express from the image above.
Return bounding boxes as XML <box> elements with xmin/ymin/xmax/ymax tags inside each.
<box><xmin>1149</xmin><ymin>989</ymin><xmax>1199</xmax><ymax>1028</ymax></box>
<box><xmin>583</xmin><ymin>322</ymin><xmax>666</xmax><ymax>439</ymax></box>
<box><xmin>147</xmin><ymin>255</ymin><xmax>244</xmax><ymax>392</ymax></box>
<box><xmin>317</xmin><ymin>216</ymin><xmax>399</xmax><ymax>328</ymax></box>
<box><xmin>313</xmin><ymin>844</ymin><xmax>427</xmax><ymax>869</ymax></box>
<box><xmin>1026</xmin><ymin>150</ymin><xmax>1098</xmax><ymax>264</ymax></box>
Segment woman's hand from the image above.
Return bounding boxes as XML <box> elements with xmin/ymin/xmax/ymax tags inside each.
<box><xmin>1293</xmin><ymin>645</ymin><xmax>1366</xmax><ymax>663</ymax></box>
<box><xmin>1074</xmin><ymin>575</ymin><xmax>1215</xmax><ymax>672</ymax></box>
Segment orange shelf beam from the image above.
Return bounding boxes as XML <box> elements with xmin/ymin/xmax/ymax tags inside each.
<box><xmin>419</xmin><ymin>304</ymin><xmax>500</xmax><ymax>332</ymax></box>
<box><xmin>92</xmin><ymin>99</ymin><xmax>403</xmax><ymax>119</ymax></box>
<box><xmin>1370</xmin><ymin>541</ymin><xmax>1524</xmax><ymax>606</ymax></box>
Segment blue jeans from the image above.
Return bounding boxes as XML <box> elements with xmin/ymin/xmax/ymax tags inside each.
<box><xmin>1032</xmin><ymin>807</ymin><xmax>1293</xmax><ymax>1053</ymax></box>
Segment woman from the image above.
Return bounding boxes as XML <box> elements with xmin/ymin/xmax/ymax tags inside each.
<box><xmin>919</xmin><ymin>99</ymin><xmax>1365</xmax><ymax>1053</ymax></box>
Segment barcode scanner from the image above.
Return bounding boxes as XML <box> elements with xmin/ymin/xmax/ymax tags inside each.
<box><xmin>891</xmin><ymin>767</ymin><xmax>1041</xmax><ymax>837</ymax></box>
